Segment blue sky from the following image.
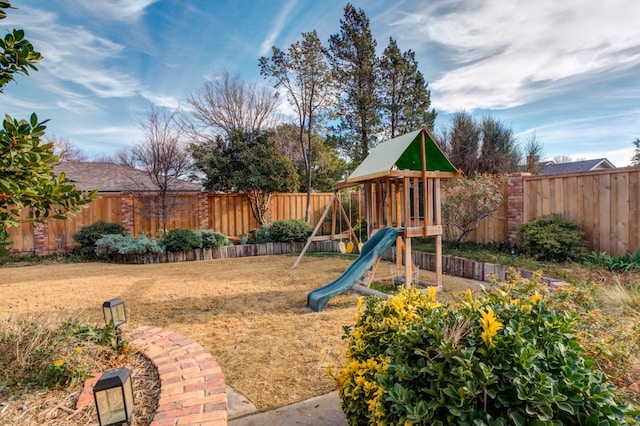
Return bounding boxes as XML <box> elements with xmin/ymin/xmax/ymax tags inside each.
<box><xmin>3</xmin><ymin>0</ymin><xmax>639</xmax><ymax>166</ymax></box>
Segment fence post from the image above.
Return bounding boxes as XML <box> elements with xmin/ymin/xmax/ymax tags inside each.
<box><xmin>507</xmin><ymin>173</ymin><xmax>530</xmax><ymax>245</ymax></box>
<box><xmin>121</xmin><ymin>192</ymin><xmax>135</xmax><ymax>235</ymax></box>
<box><xmin>198</xmin><ymin>192</ymin><xmax>209</xmax><ymax>230</ymax></box>
<box><xmin>33</xmin><ymin>222</ymin><xmax>49</xmax><ymax>255</ymax></box>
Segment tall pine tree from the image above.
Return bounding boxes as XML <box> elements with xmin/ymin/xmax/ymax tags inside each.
<box><xmin>328</xmin><ymin>3</ymin><xmax>380</xmax><ymax>166</ymax></box>
<box><xmin>380</xmin><ymin>37</ymin><xmax>436</xmax><ymax>138</ymax></box>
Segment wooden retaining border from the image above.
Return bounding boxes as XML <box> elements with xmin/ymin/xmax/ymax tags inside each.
<box><xmin>380</xmin><ymin>248</ymin><xmax>565</xmax><ymax>287</ymax></box>
<box><xmin>108</xmin><ymin>241</ymin><xmax>337</xmax><ymax>264</ymax></box>
<box><xmin>128</xmin><ymin>326</ymin><xmax>227</xmax><ymax>426</ymax></box>
<box><xmin>108</xmin><ymin>240</ymin><xmax>564</xmax><ymax>287</ymax></box>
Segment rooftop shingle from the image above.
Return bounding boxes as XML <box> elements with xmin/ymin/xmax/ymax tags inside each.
<box><xmin>55</xmin><ymin>162</ymin><xmax>203</xmax><ymax>192</ymax></box>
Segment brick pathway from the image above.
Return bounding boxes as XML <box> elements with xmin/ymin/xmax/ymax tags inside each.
<box><xmin>128</xmin><ymin>326</ymin><xmax>227</xmax><ymax>426</ymax></box>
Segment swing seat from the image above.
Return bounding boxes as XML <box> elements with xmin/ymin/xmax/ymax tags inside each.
<box><xmin>345</xmin><ymin>241</ymin><xmax>354</xmax><ymax>254</ymax></box>
<box><xmin>338</xmin><ymin>241</ymin><xmax>346</xmax><ymax>253</ymax></box>
<box><xmin>357</xmin><ymin>242</ymin><xmax>364</xmax><ymax>252</ymax></box>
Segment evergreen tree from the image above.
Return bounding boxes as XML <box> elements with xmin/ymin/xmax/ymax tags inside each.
<box><xmin>328</xmin><ymin>3</ymin><xmax>380</xmax><ymax>166</ymax></box>
<box><xmin>631</xmin><ymin>138</ymin><xmax>640</xmax><ymax>166</ymax></box>
<box><xmin>444</xmin><ymin>112</ymin><xmax>481</xmax><ymax>177</ymax></box>
<box><xmin>477</xmin><ymin>116</ymin><xmax>521</xmax><ymax>174</ymax></box>
<box><xmin>379</xmin><ymin>37</ymin><xmax>436</xmax><ymax>138</ymax></box>
<box><xmin>195</xmin><ymin>131</ymin><xmax>299</xmax><ymax>225</ymax></box>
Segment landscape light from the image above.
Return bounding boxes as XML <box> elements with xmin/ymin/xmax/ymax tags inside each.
<box><xmin>93</xmin><ymin>367</ymin><xmax>135</xmax><ymax>426</ymax></box>
<box><xmin>103</xmin><ymin>298</ymin><xmax>127</xmax><ymax>328</ymax></box>
<box><xmin>102</xmin><ymin>298</ymin><xmax>127</xmax><ymax>344</ymax></box>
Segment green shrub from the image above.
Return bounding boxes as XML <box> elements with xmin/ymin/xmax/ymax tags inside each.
<box><xmin>95</xmin><ymin>234</ymin><xmax>164</xmax><ymax>258</ymax></box>
<box><xmin>584</xmin><ymin>249</ymin><xmax>640</xmax><ymax>272</ymax></box>
<box><xmin>254</xmin><ymin>226</ymin><xmax>271</xmax><ymax>243</ymax></box>
<box><xmin>255</xmin><ymin>219</ymin><xmax>312</xmax><ymax>243</ymax></box>
<box><xmin>333</xmin><ymin>283</ymin><xmax>636</xmax><ymax>425</ymax></box>
<box><xmin>73</xmin><ymin>221</ymin><xmax>128</xmax><ymax>257</ymax></box>
<box><xmin>0</xmin><ymin>230</ymin><xmax>11</xmax><ymax>263</ymax></box>
<box><xmin>517</xmin><ymin>214</ymin><xmax>587</xmax><ymax>262</ymax></box>
<box><xmin>199</xmin><ymin>229</ymin><xmax>229</xmax><ymax>248</ymax></box>
<box><xmin>161</xmin><ymin>228</ymin><xmax>200</xmax><ymax>252</ymax></box>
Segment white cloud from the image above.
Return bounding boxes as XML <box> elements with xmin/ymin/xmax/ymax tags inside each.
<box><xmin>259</xmin><ymin>0</ymin><xmax>298</xmax><ymax>56</ymax></box>
<box><xmin>69</xmin><ymin>0</ymin><xmax>160</xmax><ymax>22</ymax></box>
<box><xmin>582</xmin><ymin>147</ymin><xmax>634</xmax><ymax>168</ymax></box>
<box><xmin>140</xmin><ymin>91</ymin><xmax>184</xmax><ymax>110</ymax></box>
<box><xmin>7</xmin><ymin>6</ymin><xmax>143</xmax><ymax>99</ymax></box>
<box><xmin>395</xmin><ymin>0</ymin><xmax>640</xmax><ymax>112</ymax></box>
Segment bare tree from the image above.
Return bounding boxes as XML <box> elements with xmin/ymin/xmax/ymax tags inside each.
<box><xmin>260</xmin><ymin>30</ymin><xmax>334</xmax><ymax>221</ymax></box>
<box><xmin>131</xmin><ymin>107</ymin><xmax>196</xmax><ymax>234</ymax></box>
<box><xmin>47</xmin><ymin>135</ymin><xmax>88</xmax><ymax>162</ymax></box>
<box><xmin>552</xmin><ymin>155</ymin><xmax>575</xmax><ymax>164</ymax></box>
<box><xmin>92</xmin><ymin>148</ymin><xmax>137</xmax><ymax>167</ymax></box>
<box><xmin>187</xmin><ymin>70</ymin><xmax>279</xmax><ymax>140</ymax></box>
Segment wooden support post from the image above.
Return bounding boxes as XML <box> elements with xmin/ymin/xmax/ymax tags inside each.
<box><xmin>365</xmin><ymin>182</ymin><xmax>372</xmax><ymax>236</ymax></box>
<box><xmin>293</xmin><ymin>193</ymin><xmax>336</xmax><ymax>269</ymax></box>
<box><xmin>365</xmin><ymin>257</ymin><xmax>382</xmax><ymax>288</ymax></box>
<box><xmin>412</xmin><ymin>177</ymin><xmax>419</xmax><ymax>227</ymax></box>
<box><xmin>385</xmin><ymin>178</ymin><xmax>392</xmax><ymax>227</ymax></box>
<box><xmin>404</xmin><ymin>234</ymin><xmax>412</xmax><ymax>288</ymax></box>
<box><xmin>376</xmin><ymin>180</ymin><xmax>383</xmax><ymax>230</ymax></box>
<box><xmin>403</xmin><ymin>177</ymin><xmax>410</xmax><ymax>229</ymax></box>
<box><xmin>396</xmin><ymin>236</ymin><xmax>404</xmax><ymax>276</ymax></box>
<box><xmin>395</xmin><ymin>181</ymin><xmax>401</xmax><ymax>228</ymax></box>
<box><xmin>421</xmin><ymin>132</ymin><xmax>428</xmax><ymax>236</ymax></box>
<box><xmin>435</xmin><ymin>178</ymin><xmax>442</xmax><ymax>288</ymax></box>
<box><xmin>331</xmin><ymin>195</ymin><xmax>337</xmax><ymax>239</ymax></box>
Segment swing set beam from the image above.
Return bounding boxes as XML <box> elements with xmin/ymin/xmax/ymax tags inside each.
<box><xmin>292</xmin><ymin>192</ymin><xmax>360</xmax><ymax>269</ymax></box>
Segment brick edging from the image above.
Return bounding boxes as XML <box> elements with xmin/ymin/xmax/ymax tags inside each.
<box><xmin>128</xmin><ymin>326</ymin><xmax>227</xmax><ymax>426</ymax></box>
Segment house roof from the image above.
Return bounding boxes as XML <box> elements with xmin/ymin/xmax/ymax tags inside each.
<box><xmin>540</xmin><ymin>158</ymin><xmax>615</xmax><ymax>175</ymax></box>
<box><xmin>55</xmin><ymin>162</ymin><xmax>203</xmax><ymax>192</ymax></box>
<box><xmin>338</xmin><ymin>128</ymin><xmax>459</xmax><ymax>187</ymax></box>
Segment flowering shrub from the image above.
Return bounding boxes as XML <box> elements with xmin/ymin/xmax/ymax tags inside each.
<box><xmin>333</xmin><ymin>283</ymin><xmax>637</xmax><ymax>424</ymax></box>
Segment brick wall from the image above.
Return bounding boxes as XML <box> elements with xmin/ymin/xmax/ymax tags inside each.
<box><xmin>121</xmin><ymin>192</ymin><xmax>135</xmax><ymax>234</ymax></box>
<box><xmin>507</xmin><ymin>172</ymin><xmax>530</xmax><ymax>244</ymax></box>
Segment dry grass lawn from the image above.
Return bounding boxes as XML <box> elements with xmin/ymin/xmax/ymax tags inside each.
<box><xmin>0</xmin><ymin>254</ymin><xmax>480</xmax><ymax>411</ymax></box>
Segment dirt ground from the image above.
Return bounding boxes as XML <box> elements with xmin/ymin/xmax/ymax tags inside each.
<box><xmin>0</xmin><ymin>254</ymin><xmax>480</xmax><ymax>411</ymax></box>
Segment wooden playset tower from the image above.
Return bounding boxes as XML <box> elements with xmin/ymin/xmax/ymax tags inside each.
<box><xmin>297</xmin><ymin>128</ymin><xmax>460</xmax><ymax>288</ymax></box>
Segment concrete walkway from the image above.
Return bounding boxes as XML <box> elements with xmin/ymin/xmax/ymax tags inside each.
<box><xmin>228</xmin><ymin>390</ymin><xmax>346</xmax><ymax>426</ymax></box>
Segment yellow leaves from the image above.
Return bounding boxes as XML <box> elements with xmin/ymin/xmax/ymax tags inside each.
<box><xmin>354</xmin><ymin>296</ymin><xmax>364</xmax><ymax>323</ymax></box>
<box><xmin>427</xmin><ymin>286</ymin><xmax>438</xmax><ymax>303</ymax></box>
<box><xmin>479</xmin><ymin>307</ymin><xmax>503</xmax><ymax>349</ymax></box>
<box><xmin>53</xmin><ymin>359</ymin><xmax>64</xmax><ymax>368</ymax></box>
<box><xmin>530</xmin><ymin>291</ymin><xmax>542</xmax><ymax>304</ymax></box>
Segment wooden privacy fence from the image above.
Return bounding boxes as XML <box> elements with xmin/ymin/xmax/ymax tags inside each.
<box><xmin>461</xmin><ymin>167</ymin><xmax>640</xmax><ymax>256</ymax></box>
<box><xmin>8</xmin><ymin>167</ymin><xmax>640</xmax><ymax>255</ymax></box>
<box><xmin>522</xmin><ymin>167</ymin><xmax>640</xmax><ymax>255</ymax></box>
<box><xmin>8</xmin><ymin>192</ymin><xmax>336</xmax><ymax>254</ymax></box>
